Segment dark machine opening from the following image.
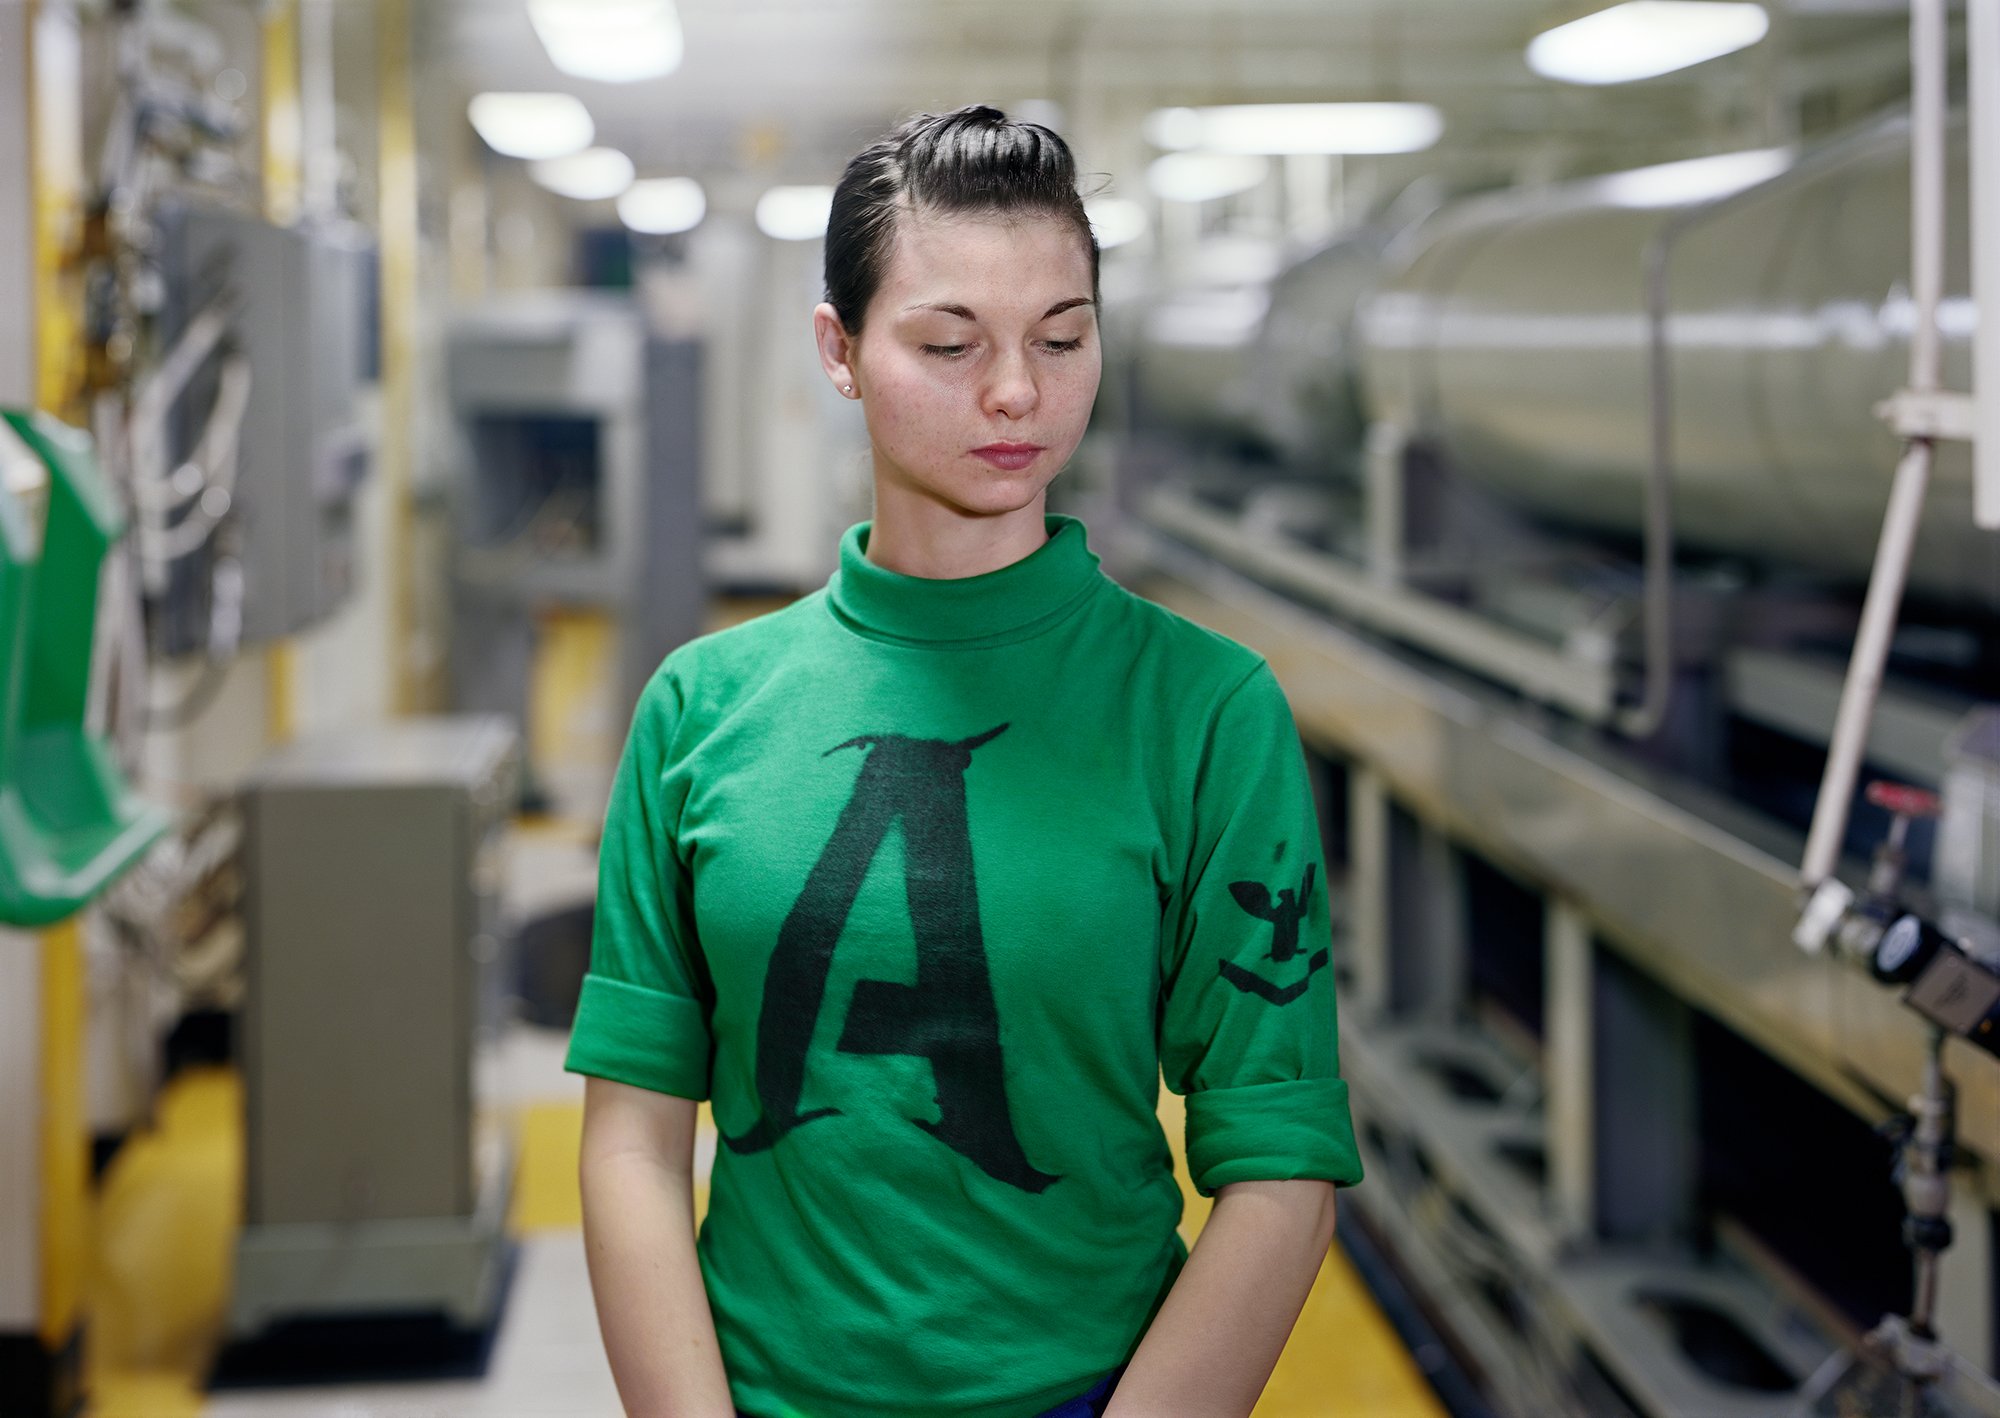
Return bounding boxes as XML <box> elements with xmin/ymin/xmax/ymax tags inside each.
<box><xmin>1631</xmin><ymin>1290</ymin><xmax>1796</xmax><ymax>1393</ymax></box>
<box><xmin>466</xmin><ymin>413</ymin><xmax>604</xmax><ymax>557</ymax></box>
<box><xmin>1306</xmin><ymin>748</ymin><xmax>1351</xmax><ymax>875</ymax></box>
<box><xmin>1462</xmin><ymin>850</ymin><xmax>1545</xmax><ymax>1041</ymax></box>
<box><xmin>1693</xmin><ymin>1011</ymin><xmax>1914</xmax><ymax>1331</ymax></box>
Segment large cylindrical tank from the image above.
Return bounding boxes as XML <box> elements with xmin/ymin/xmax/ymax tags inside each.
<box><xmin>1121</xmin><ymin>192</ymin><xmax>1436</xmax><ymax>474</ymax></box>
<box><xmin>1356</xmin><ymin>110</ymin><xmax>1997</xmax><ymax>608</ymax></box>
<box><xmin>1235</xmin><ymin>228</ymin><xmax>1392</xmax><ymax>480</ymax></box>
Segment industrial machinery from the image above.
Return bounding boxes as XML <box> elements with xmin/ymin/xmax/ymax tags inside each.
<box><xmin>3</xmin><ymin>2</ymin><xmax>390</xmax><ymax>1407</ymax></box>
<box><xmin>445</xmin><ymin>293</ymin><xmax>705</xmax><ymax>818</ymax></box>
<box><xmin>1097</xmin><ymin>13</ymin><xmax>1999</xmax><ymax>1417</ymax></box>
<box><xmin>149</xmin><ymin>201</ymin><xmax>377</xmax><ymax>659</ymax></box>
<box><xmin>225</xmin><ymin>716</ymin><xmax>520</xmax><ymax>1355</ymax></box>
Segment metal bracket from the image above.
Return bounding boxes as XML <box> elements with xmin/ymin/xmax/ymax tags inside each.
<box><xmin>1874</xmin><ymin>389</ymin><xmax>1978</xmax><ymax>442</ymax></box>
<box><xmin>1794</xmin><ymin>877</ymin><xmax>1855</xmax><ymax>955</ymax></box>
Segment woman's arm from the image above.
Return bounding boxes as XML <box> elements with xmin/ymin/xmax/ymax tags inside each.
<box><xmin>578</xmin><ymin>1075</ymin><xmax>735</xmax><ymax>1418</ymax></box>
<box><xmin>1103</xmin><ymin>1178</ymin><xmax>1337</xmax><ymax>1418</ymax></box>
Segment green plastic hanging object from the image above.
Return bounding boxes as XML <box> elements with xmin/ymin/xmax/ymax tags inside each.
<box><xmin>0</xmin><ymin>409</ymin><xmax>168</xmax><ymax>926</ymax></box>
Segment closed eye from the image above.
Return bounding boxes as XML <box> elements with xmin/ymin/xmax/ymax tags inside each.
<box><xmin>920</xmin><ymin>339</ymin><xmax>1087</xmax><ymax>360</ymax></box>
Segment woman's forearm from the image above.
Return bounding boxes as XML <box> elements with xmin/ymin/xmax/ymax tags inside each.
<box><xmin>580</xmin><ymin>1150</ymin><xmax>735</xmax><ymax>1418</ymax></box>
<box><xmin>1104</xmin><ymin>1179</ymin><xmax>1337</xmax><ymax>1418</ymax></box>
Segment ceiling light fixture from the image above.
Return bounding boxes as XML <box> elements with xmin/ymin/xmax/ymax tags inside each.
<box><xmin>1142</xmin><ymin>107</ymin><xmax>1204</xmax><ymax>151</ymax></box>
<box><xmin>1146</xmin><ymin>152</ymin><xmax>1270</xmax><ymax>204</ymax></box>
<box><xmin>1593</xmin><ymin>147</ymin><xmax>1793</xmax><ymax>206</ymax></box>
<box><xmin>529</xmin><ymin>146</ymin><xmax>636</xmax><ymax>200</ymax></box>
<box><xmin>468</xmin><ymin>91</ymin><xmax>594</xmax><ymax>160</ymax></box>
<box><xmin>756</xmin><ymin>185</ymin><xmax>834</xmax><ymax>240</ymax></box>
<box><xmin>1144</xmin><ymin>103</ymin><xmax>1444</xmax><ymax>155</ymax></box>
<box><xmin>1528</xmin><ymin>2</ymin><xmax>1770</xmax><ymax>85</ymax></box>
<box><xmin>618</xmin><ymin>176</ymin><xmax>706</xmax><ymax>233</ymax></box>
<box><xmin>528</xmin><ymin>0</ymin><xmax>685</xmax><ymax>84</ymax></box>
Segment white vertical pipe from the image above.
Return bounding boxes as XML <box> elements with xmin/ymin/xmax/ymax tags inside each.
<box><xmin>1973</xmin><ymin>0</ymin><xmax>2000</xmax><ymax>529</ymax></box>
<box><xmin>300</xmin><ymin>0</ymin><xmax>339</xmax><ymax>222</ymax></box>
<box><xmin>1282</xmin><ymin>152</ymin><xmax>1331</xmax><ymax>245</ymax></box>
<box><xmin>1909</xmin><ymin>0</ymin><xmax>1946</xmax><ymax>396</ymax></box>
<box><xmin>1364</xmin><ymin>420</ymin><xmax>1406</xmax><ymax>587</ymax></box>
<box><xmin>1801</xmin><ymin>441</ymin><xmax>1936</xmax><ymax>885</ymax></box>
<box><xmin>1800</xmin><ymin>0</ymin><xmax>1949</xmax><ymax>888</ymax></box>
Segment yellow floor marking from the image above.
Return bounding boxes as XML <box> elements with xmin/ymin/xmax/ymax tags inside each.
<box><xmin>512</xmin><ymin>1097</ymin><xmax>716</xmax><ymax>1234</ymax></box>
<box><xmin>1257</xmin><ymin>1243</ymin><xmax>1451</xmax><ymax>1417</ymax></box>
<box><xmin>87</xmin><ymin>1370</ymin><xmax>205</xmax><ymax>1418</ymax></box>
<box><xmin>510</xmin><ymin>1101</ymin><xmax>586</xmax><ymax>1234</ymax></box>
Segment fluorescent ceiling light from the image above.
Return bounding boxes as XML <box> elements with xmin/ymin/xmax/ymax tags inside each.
<box><xmin>468</xmin><ymin>91</ymin><xmax>594</xmax><ymax>160</ymax></box>
<box><xmin>1143</xmin><ymin>107</ymin><xmax>1203</xmax><ymax>151</ymax></box>
<box><xmin>756</xmin><ymin>185</ymin><xmax>834</xmax><ymax>240</ymax></box>
<box><xmin>530</xmin><ymin>146</ymin><xmax>635</xmax><ymax>200</ymax></box>
<box><xmin>619</xmin><ymin>176</ymin><xmax>706</xmax><ymax>233</ymax></box>
<box><xmin>1145</xmin><ymin>103</ymin><xmax>1443</xmax><ymax>155</ymax></box>
<box><xmin>1146</xmin><ymin>152</ymin><xmax>1269</xmax><ymax>204</ymax></box>
<box><xmin>1528</xmin><ymin>2</ymin><xmax>1770</xmax><ymax>84</ymax></box>
<box><xmin>1593</xmin><ymin>147</ymin><xmax>1792</xmax><ymax>206</ymax></box>
<box><xmin>529</xmin><ymin>0</ymin><xmax>684</xmax><ymax>84</ymax></box>
<box><xmin>1084</xmin><ymin>197</ymin><xmax>1147</xmax><ymax>249</ymax></box>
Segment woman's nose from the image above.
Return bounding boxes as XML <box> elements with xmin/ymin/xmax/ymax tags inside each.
<box><xmin>981</xmin><ymin>349</ymin><xmax>1039</xmax><ymax>418</ymax></box>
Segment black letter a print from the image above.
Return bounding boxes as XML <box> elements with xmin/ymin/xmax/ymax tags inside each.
<box><xmin>720</xmin><ymin>723</ymin><xmax>1060</xmax><ymax>1194</ymax></box>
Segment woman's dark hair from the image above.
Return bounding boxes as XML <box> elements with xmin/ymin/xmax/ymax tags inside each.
<box><xmin>824</xmin><ymin>104</ymin><xmax>1101</xmax><ymax>337</ymax></box>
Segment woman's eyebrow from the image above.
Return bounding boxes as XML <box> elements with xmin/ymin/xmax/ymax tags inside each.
<box><xmin>903</xmin><ymin>297</ymin><xmax>1095</xmax><ymax>320</ymax></box>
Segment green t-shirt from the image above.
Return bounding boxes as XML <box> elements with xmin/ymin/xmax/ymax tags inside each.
<box><xmin>564</xmin><ymin>511</ymin><xmax>1363</xmax><ymax>1418</ymax></box>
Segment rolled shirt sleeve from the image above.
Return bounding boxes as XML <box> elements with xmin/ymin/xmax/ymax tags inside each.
<box><xmin>1159</xmin><ymin>660</ymin><xmax>1363</xmax><ymax>1199</ymax></box>
<box><xmin>564</xmin><ymin>664</ymin><xmax>716</xmax><ymax>1101</ymax></box>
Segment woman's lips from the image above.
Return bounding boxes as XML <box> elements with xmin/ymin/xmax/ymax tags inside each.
<box><xmin>972</xmin><ymin>444</ymin><xmax>1044</xmax><ymax>471</ymax></box>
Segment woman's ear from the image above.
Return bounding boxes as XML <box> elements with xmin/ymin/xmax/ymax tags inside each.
<box><xmin>813</xmin><ymin>303</ymin><xmax>860</xmax><ymax>398</ymax></box>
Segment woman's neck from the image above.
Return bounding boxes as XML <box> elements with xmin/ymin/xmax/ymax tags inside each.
<box><xmin>863</xmin><ymin>482</ymin><xmax>1050</xmax><ymax>580</ymax></box>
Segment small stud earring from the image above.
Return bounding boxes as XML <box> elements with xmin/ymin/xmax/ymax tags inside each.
<box><xmin>844</xmin><ymin>384</ymin><xmax>854</xmax><ymax>395</ymax></box>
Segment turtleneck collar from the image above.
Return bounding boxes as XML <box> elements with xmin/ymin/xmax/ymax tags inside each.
<box><xmin>827</xmin><ymin>512</ymin><xmax>1105</xmax><ymax>647</ymax></box>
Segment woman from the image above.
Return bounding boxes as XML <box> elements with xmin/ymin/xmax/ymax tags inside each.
<box><xmin>567</xmin><ymin>105</ymin><xmax>1364</xmax><ymax>1418</ymax></box>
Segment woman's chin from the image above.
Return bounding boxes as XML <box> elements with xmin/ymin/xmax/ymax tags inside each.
<box><xmin>905</xmin><ymin>472</ymin><xmax>1055</xmax><ymax>516</ymax></box>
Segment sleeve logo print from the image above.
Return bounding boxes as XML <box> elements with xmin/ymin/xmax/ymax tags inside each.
<box><xmin>1218</xmin><ymin>861</ymin><xmax>1329</xmax><ymax>1006</ymax></box>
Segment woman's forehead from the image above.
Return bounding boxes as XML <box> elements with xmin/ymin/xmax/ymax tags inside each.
<box><xmin>879</xmin><ymin>208</ymin><xmax>1092</xmax><ymax>309</ymax></box>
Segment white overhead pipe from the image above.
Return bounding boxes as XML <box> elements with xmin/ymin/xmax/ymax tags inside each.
<box><xmin>1973</xmin><ymin>0</ymin><xmax>1999</xmax><ymax>530</ymax></box>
